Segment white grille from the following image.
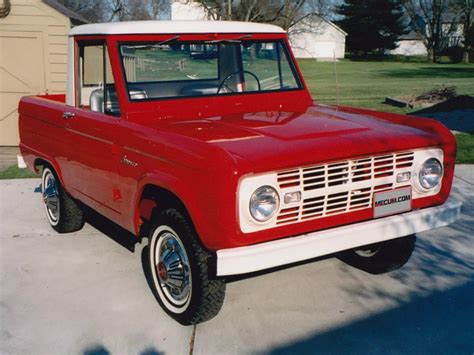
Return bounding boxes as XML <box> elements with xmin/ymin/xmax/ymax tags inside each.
<box><xmin>276</xmin><ymin>151</ymin><xmax>414</xmax><ymax>225</ymax></box>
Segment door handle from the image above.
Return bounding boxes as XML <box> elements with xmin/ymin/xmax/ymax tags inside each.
<box><xmin>63</xmin><ymin>112</ymin><xmax>75</xmax><ymax>119</ymax></box>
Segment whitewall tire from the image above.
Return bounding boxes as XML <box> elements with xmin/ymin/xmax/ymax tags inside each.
<box><xmin>40</xmin><ymin>166</ymin><xmax>85</xmax><ymax>233</ymax></box>
<box><xmin>145</xmin><ymin>208</ymin><xmax>226</xmax><ymax>325</ymax></box>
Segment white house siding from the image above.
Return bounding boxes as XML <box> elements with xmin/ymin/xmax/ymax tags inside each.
<box><xmin>0</xmin><ymin>0</ymin><xmax>71</xmax><ymax>146</ymax></box>
<box><xmin>289</xmin><ymin>16</ymin><xmax>346</xmax><ymax>59</ymax></box>
<box><xmin>389</xmin><ymin>40</ymin><xmax>428</xmax><ymax>56</ymax></box>
<box><xmin>171</xmin><ymin>1</ymin><xmax>208</xmax><ymax>21</ymax></box>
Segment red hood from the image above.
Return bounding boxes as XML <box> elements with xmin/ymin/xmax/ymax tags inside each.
<box><xmin>155</xmin><ymin>104</ymin><xmax>446</xmax><ymax>173</ymax></box>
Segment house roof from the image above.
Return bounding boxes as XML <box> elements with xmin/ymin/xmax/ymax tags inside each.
<box><xmin>42</xmin><ymin>0</ymin><xmax>88</xmax><ymax>24</ymax></box>
<box><xmin>399</xmin><ymin>31</ymin><xmax>424</xmax><ymax>41</ymax></box>
<box><xmin>293</xmin><ymin>13</ymin><xmax>347</xmax><ymax>36</ymax></box>
<box><xmin>70</xmin><ymin>20</ymin><xmax>286</xmax><ymax>36</ymax></box>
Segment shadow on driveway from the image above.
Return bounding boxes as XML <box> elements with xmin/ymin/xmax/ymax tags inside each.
<box><xmin>410</xmin><ymin>96</ymin><xmax>474</xmax><ymax>133</ymax></box>
<box><xmin>83</xmin><ymin>344</ymin><xmax>164</xmax><ymax>355</ymax></box>
<box><xmin>82</xmin><ymin>206</ymin><xmax>141</xmax><ymax>252</ymax></box>
<box><xmin>268</xmin><ymin>181</ymin><xmax>474</xmax><ymax>354</ymax></box>
<box><xmin>268</xmin><ymin>281</ymin><xmax>474</xmax><ymax>354</ymax></box>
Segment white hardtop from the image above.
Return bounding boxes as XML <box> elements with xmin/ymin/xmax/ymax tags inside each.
<box><xmin>70</xmin><ymin>20</ymin><xmax>286</xmax><ymax>36</ymax></box>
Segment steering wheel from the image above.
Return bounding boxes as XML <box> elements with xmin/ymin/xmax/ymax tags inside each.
<box><xmin>217</xmin><ymin>70</ymin><xmax>261</xmax><ymax>94</ymax></box>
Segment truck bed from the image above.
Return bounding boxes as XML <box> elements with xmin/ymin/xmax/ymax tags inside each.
<box><xmin>18</xmin><ymin>94</ymin><xmax>69</xmax><ymax>176</ymax></box>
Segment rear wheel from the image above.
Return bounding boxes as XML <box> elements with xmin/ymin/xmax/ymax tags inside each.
<box><xmin>337</xmin><ymin>235</ymin><xmax>416</xmax><ymax>274</ymax></box>
<box><xmin>41</xmin><ymin>166</ymin><xmax>85</xmax><ymax>233</ymax></box>
<box><xmin>145</xmin><ymin>208</ymin><xmax>225</xmax><ymax>325</ymax></box>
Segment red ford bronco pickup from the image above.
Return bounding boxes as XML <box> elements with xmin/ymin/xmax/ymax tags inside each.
<box><xmin>19</xmin><ymin>21</ymin><xmax>462</xmax><ymax>325</ymax></box>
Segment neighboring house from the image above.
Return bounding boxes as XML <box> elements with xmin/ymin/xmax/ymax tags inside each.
<box><xmin>0</xmin><ymin>0</ymin><xmax>86</xmax><ymax>146</ymax></box>
<box><xmin>442</xmin><ymin>22</ymin><xmax>464</xmax><ymax>47</ymax></box>
<box><xmin>390</xmin><ymin>19</ymin><xmax>464</xmax><ymax>57</ymax></box>
<box><xmin>289</xmin><ymin>14</ymin><xmax>346</xmax><ymax>59</ymax></box>
<box><xmin>171</xmin><ymin>0</ymin><xmax>346</xmax><ymax>60</ymax></box>
<box><xmin>389</xmin><ymin>31</ymin><xmax>428</xmax><ymax>56</ymax></box>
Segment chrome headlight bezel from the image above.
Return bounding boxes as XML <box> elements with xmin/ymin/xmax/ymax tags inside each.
<box><xmin>249</xmin><ymin>185</ymin><xmax>280</xmax><ymax>222</ymax></box>
<box><xmin>239</xmin><ymin>172</ymin><xmax>281</xmax><ymax>232</ymax></box>
<box><xmin>412</xmin><ymin>148</ymin><xmax>444</xmax><ymax>198</ymax></box>
<box><xmin>418</xmin><ymin>158</ymin><xmax>443</xmax><ymax>190</ymax></box>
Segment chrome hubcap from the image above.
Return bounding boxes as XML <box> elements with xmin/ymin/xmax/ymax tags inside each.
<box><xmin>355</xmin><ymin>247</ymin><xmax>380</xmax><ymax>257</ymax></box>
<box><xmin>156</xmin><ymin>232</ymin><xmax>191</xmax><ymax>305</ymax></box>
<box><xmin>43</xmin><ymin>172</ymin><xmax>59</xmax><ymax>222</ymax></box>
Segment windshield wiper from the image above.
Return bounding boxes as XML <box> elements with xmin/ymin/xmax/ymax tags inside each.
<box><xmin>127</xmin><ymin>35</ymin><xmax>182</xmax><ymax>49</ymax></box>
<box><xmin>157</xmin><ymin>35</ymin><xmax>181</xmax><ymax>45</ymax></box>
<box><xmin>206</xmin><ymin>34</ymin><xmax>252</xmax><ymax>44</ymax></box>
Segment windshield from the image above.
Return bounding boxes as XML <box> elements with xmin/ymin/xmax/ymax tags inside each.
<box><xmin>119</xmin><ymin>40</ymin><xmax>302</xmax><ymax>101</ymax></box>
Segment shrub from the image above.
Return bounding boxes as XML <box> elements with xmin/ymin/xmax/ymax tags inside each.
<box><xmin>442</xmin><ymin>46</ymin><xmax>464</xmax><ymax>63</ymax></box>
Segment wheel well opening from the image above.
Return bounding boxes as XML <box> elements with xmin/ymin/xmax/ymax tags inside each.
<box><xmin>34</xmin><ymin>158</ymin><xmax>49</xmax><ymax>173</ymax></box>
<box><xmin>139</xmin><ymin>185</ymin><xmax>191</xmax><ymax>224</ymax></box>
<box><xmin>138</xmin><ymin>185</ymin><xmax>217</xmax><ymax>275</ymax></box>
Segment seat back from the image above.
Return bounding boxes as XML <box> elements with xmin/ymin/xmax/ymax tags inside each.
<box><xmin>90</xmin><ymin>88</ymin><xmax>104</xmax><ymax>113</ymax></box>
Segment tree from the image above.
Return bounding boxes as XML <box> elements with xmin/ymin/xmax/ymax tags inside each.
<box><xmin>336</xmin><ymin>0</ymin><xmax>408</xmax><ymax>56</ymax></box>
<box><xmin>108</xmin><ymin>0</ymin><xmax>167</xmax><ymax>21</ymax></box>
<box><xmin>56</xmin><ymin>0</ymin><xmax>107</xmax><ymax>22</ymax></box>
<box><xmin>464</xmin><ymin>24</ymin><xmax>474</xmax><ymax>61</ymax></box>
<box><xmin>457</xmin><ymin>0</ymin><xmax>473</xmax><ymax>63</ymax></box>
<box><xmin>305</xmin><ymin>0</ymin><xmax>336</xmax><ymax>19</ymax></box>
<box><xmin>57</xmin><ymin>0</ymin><xmax>167</xmax><ymax>22</ymax></box>
<box><xmin>194</xmin><ymin>0</ymin><xmax>308</xmax><ymax>30</ymax></box>
<box><xmin>401</xmin><ymin>0</ymin><xmax>463</xmax><ymax>62</ymax></box>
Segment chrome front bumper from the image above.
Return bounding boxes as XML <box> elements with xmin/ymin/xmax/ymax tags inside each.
<box><xmin>216</xmin><ymin>196</ymin><xmax>462</xmax><ymax>276</ymax></box>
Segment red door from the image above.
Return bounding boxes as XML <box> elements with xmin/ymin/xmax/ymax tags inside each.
<box><xmin>61</xmin><ymin>108</ymin><xmax>121</xmax><ymax>221</ymax></box>
<box><xmin>61</xmin><ymin>39</ymin><xmax>123</xmax><ymax>223</ymax></box>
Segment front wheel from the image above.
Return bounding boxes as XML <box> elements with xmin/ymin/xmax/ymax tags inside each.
<box><xmin>145</xmin><ymin>209</ymin><xmax>225</xmax><ymax>325</ymax></box>
<box><xmin>337</xmin><ymin>235</ymin><xmax>416</xmax><ymax>274</ymax></box>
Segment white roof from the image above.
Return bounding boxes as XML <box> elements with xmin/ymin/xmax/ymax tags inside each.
<box><xmin>70</xmin><ymin>20</ymin><xmax>285</xmax><ymax>36</ymax></box>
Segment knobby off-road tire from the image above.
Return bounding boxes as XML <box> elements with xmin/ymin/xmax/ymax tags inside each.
<box><xmin>41</xmin><ymin>166</ymin><xmax>85</xmax><ymax>233</ymax></box>
<box><xmin>145</xmin><ymin>208</ymin><xmax>226</xmax><ymax>325</ymax></box>
<box><xmin>337</xmin><ymin>235</ymin><xmax>416</xmax><ymax>275</ymax></box>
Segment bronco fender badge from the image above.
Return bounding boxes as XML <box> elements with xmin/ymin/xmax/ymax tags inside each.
<box><xmin>121</xmin><ymin>155</ymin><xmax>138</xmax><ymax>167</ymax></box>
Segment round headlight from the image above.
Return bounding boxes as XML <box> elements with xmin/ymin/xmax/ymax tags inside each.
<box><xmin>419</xmin><ymin>158</ymin><xmax>443</xmax><ymax>189</ymax></box>
<box><xmin>249</xmin><ymin>186</ymin><xmax>280</xmax><ymax>222</ymax></box>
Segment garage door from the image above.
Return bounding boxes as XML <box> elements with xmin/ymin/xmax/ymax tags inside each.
<box><xmin>314</xmin><ymin>41</ymin><xmax>336</xmax><ymax>59</ymax></box>
<box><xmin>0</xmin><ymin>31</ymin><xmax>45</xmax><ymax>146</ymax></box>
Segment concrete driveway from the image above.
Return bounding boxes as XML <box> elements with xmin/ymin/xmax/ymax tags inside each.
<box><xmin>0</xmin><ymin>166</ymin><xmax>473</xmax><ymax>354</ymax></box>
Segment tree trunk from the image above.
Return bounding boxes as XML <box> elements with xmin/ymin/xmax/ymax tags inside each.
<box><xmin>250</xmin><ymin>45</ymin><xmax>257</xmax><ymax>60</ymax></box>
<box><xmin>427</xmin><ymin>47</ymin><xmax>435</xmax><ymax>63</ymax></box>
<box><xmin>462</xmin><ymin>48</ymin><xmax>470</xmax><ymax>64</ymax></box>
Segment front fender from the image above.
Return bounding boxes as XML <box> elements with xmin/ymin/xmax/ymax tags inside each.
<box><xmin>132</xmin><ymin>171</ymin><xmax>214</xmax><ymax>248</ymax></box>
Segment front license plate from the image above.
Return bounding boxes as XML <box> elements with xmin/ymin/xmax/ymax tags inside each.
<box><xmin>373</xmin><ymin>187</ymin><xmax>412</xmax><ymax>218</ymax></box>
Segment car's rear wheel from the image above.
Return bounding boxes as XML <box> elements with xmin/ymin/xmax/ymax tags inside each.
<box><xmin>337</xmin><ymin>235</ymin><xmax>416</xmax><ymax>274</ymax></box>
<box><xmin>145</xmin><ymin>208</ymin><xmax>225</xmax><ymax>325</ymax></box>
<box><xmin>41</xmin><ymin>166</ymin><xmax>85</xmax><ymax>233</ymax></box>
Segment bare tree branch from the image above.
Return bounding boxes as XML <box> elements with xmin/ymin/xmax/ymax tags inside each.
<box><xmin>401</xmin><ymin>0</ymin><xmax>463</xmax><ymax>62</ymax></box>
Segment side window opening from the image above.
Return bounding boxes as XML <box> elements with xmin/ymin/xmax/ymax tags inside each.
<box><xmin>76</xmin><ymin>42</ymin><xmax>120</xmax><ymax>116</ymax></box>
<box><xmin>241</xmin><ymin>42</ymin><xmax>298</xmax><ymax>91</ymax></box>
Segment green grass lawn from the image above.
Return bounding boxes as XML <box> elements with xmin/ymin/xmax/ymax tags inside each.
<box><xmin>456</xmin><ymin>133</ymin><xmax>474</xmax><ymax>164</ymax></box>
<box><xmin>0</xmin><ymin>165</ymin><xmax>38</xmax><ymax>179</ymax></box>
<box><xmin>298</xmin><ymin>59</ymin><xmax>474</xmax><ymax>113</ymax></box>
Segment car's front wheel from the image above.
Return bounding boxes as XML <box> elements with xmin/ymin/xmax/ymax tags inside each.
<box><xmin>145</xmin><ymin>208</ymin><xmax>226</xmax><ymax>325</ymax></box>
<box><xmin>337</xmin><ymin>235</ymin><xmax>416</xmax><ymax>274</ymax></box>
<box><xmin>41</xmin><ymin>166</ymin><xmax>85</xmax><ymax>233</ymax></box>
